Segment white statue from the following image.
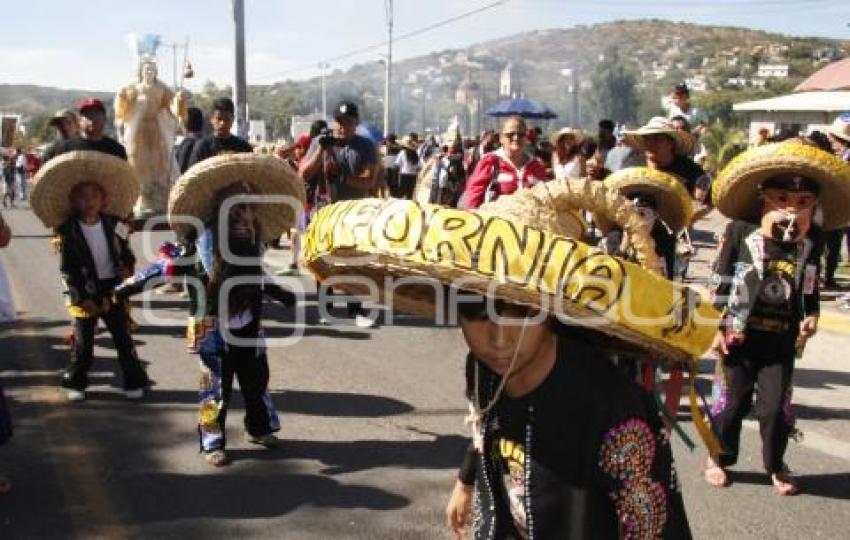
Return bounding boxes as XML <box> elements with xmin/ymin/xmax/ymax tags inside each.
<box><xmin>115</xmin><ymin>34</ymin><xmax>186</xmax><ymax>216</ymax></box>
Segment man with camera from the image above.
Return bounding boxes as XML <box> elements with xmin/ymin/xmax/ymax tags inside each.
<box><xmin>299</xmin><ymin>101</ymin><xmax>378</xmax><ymax>327</ymax></box>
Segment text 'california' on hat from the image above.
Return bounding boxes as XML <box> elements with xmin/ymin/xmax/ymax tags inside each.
<box><xmin>303</xmin><ymin>178</ymin><xmax>719</xmax><ymax>363</ymax></box>
<box><xmin>712</xmin><ymin>141</ymin><xmax>850</xmax><ymax>231</ymax></box>
<box><xmin>168</xmin><ymin>153</ymin><xmax>306</xmax><ymax>242</ymax></box>
<box><xmin>30</xmin><ymin>151</ymin><xmax>140</xmax><ymax>228</ymax></box>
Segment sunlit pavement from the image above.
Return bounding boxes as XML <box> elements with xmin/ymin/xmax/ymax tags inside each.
<box><xmin>1</xmin><ymin>206</ymin><xmax>848</xmax><ymax>539</ymax></box>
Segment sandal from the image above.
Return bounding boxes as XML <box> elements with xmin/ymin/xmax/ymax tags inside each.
<box><xmin>204</xmin><ymin>450</ymin><xmax>230</xmax><ymax>467</ymax></box>
<box><xmin>771</xmin><ymin>472</ymin><xmax>799</xmax><ymax>496</ymax></box>
<box><xmin>0</xmin><ymin>476</ymin><xmax>11</xmax><ymax>495</ymax></box>
<box><xmin>703</xmin><ymin>458</ymin><xmax>730</xmax><ymax>488</ymax></box>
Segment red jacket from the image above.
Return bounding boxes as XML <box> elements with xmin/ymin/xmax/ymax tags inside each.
<box><xmin>459</xmin><ymin>150</ymin><xmax>548</xmax><ymax>209</ymax></box>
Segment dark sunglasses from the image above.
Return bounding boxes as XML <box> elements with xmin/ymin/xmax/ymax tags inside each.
<box><xmin>501</xmin><ymin>131</ymin><xmax>524</xmax><ymax>139</ymax></box>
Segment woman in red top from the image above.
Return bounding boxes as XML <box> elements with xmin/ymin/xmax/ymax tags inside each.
<box><xmin>459</xmin><ymin>116</ymin><xmax>548</xmax><ymax>209</ymax></box>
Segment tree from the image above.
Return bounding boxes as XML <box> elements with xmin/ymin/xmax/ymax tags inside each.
<box><xmin>700</xmin><ymin>121</ymin><xmax>746</xmax><ymax>176</ymax></box>
<box><xmin>589</xmin><ymin>47</ymin><xmax>638</xmax><ymax>125</ymax></box>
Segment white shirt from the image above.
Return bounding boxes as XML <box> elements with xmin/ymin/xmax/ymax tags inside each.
<box><xmin>78</xmin><ymin>220</ymin><xmax>116</xmax><ymax>279</ymax></box>
<box><xmin>15</xmin><ymin>155</ymin><xmax>26</xmax><ymax>169</ymax></box>
<box><xmin>553</xmin><ymin>157</ymin><xmax>583</xmax><ymax>179</ymax></box>
<box><xmin>395</xmin><ymin>150</ymin><xmax>421</xmax><ymax>176</ymax></box>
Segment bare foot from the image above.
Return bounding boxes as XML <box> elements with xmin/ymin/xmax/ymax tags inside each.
<box><xmin>704</xmin><ymin>458</ymin><xmax>730</xmax><ymax>487</ymax></box>
<box><xmin>771</xmin><ymin>472</ymin><xmax>799</xmax><ymax>496</ymax></box>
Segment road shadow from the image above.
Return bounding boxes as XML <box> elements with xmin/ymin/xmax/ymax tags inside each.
<box><xmin>792</xmin><ymin>367</ymin><xmax>850</xmax><ymax>391</ymax></box>
<box><xmin>145</xmin><ymin>389</ymin><xmax>414</xmax><ymax>417</ymax></box>
<box><xmin>729</xmin><ymin>470</ymin><xmax>850</xmax><ymax>500</ymax></box>
<box><xmin>229</xmin><ymin>433</ymin><xmax>469</xmax><ymax>475</ymax></box>
<box><xmin>792</xmin><ymin>403</ymin><xmax>850</xmax><ymax>421</ymax></box>
<box><xmin>123</xmin><ymin>470</ymin><xmax>410</xmax><ymax>524</ymax></box>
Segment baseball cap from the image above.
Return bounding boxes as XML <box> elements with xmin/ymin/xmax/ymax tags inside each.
<box><xmin>334</xmin><ymin>101</ymin><xmax>359</xmax><ymax>121</ymax></box>
<box><xmin>78</xmin><ymin>97</ymin><xmax>106</xmax><ymax>113</ymax></box>
<box><xmin>49</xmin><ymin>108</ymin><xmax>78</xmax><ymax>126</ymax></box>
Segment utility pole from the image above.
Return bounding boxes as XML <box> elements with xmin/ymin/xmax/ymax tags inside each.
<box><xmin>318</xmin><ymin>62</ymin><xmax>329</xmax><ymax>120</ymax></box>
<box><xmin>232</xmin><ymin>0</ymin><xmax>248</xmax><ymax>138</ymax></box>
<box><xmin>384</xmin><ymin>0</ymin><xmax>393</xmax><ymax>136</ymax></box>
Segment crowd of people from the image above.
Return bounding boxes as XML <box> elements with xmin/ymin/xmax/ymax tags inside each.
<box><xmin>0</xmin><ymin>78</ymin><xmax>849</xmax><ymax>540</ymax></box>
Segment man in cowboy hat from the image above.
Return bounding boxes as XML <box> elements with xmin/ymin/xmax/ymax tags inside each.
<box><xmin>42</xmin><ymin>109</ymin><xmax>80</xmax><ymax>163</ymax></box>
<box><xmin>48</xmin><ymin>98</ymin><xmax>128</xmax><ymax>161</ymax></box>
<box><xmin>707</xmin><ymin>142</ymin><xmax>850</xmax><ymax>495</ymax></box>
<box><xmin>822</xmin><ymin>114</ymin><xmax>850</xmax><ymax>288</ymax></box>
<box><xmin>625</xmin><ymin>116</ymin><xmax>712</xmax><ymax>224</ymax></box>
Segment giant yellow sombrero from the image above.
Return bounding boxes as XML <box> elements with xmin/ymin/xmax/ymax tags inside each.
<box><xmin>303</xmin><ymin>178</ymin><xmax>719</xmax><ymax>363</ymax></box>
<box><xmin>713</xmin><ymin>142</ymin><xmax>850</xmax><ymax>231</ymax></box>
<box><xmin>30</xmin><ymin>151</ymin><xmax>140</xmax><ymax>228</ymax></box>
<box><xmin>168</xmin><ymin>153</ymin><xmax>306</xmax><ymax>242</ymax></box>
<box><xmin>595</xmin><ymin>167</ymin><xmax>693</xmax><ymax>234</ymax></box>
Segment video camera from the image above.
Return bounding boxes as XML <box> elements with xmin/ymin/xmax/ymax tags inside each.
<box><xmin>317</xmin><ymin>127</ymin><xmax>345</xmax><ymax>149</ymax></box>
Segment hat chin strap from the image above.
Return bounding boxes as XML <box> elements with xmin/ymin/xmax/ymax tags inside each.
<box><xmin>465</xmin><ymin>317</ymin><xmax>530</xmax><ymax>452</ymax></box>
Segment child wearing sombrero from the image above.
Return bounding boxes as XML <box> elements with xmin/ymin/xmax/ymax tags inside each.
<box><xmin>303</xmin><ymin>178</ymin><xmax>721</xmax><ymax>538</ymax></box>
<box><xmin>30</xmin><ymin>151</ymin><xmax>151</xmax><ymax>401</ymax></box>
<box><xmin>707</xmin><ymin>142</ymin><xmax>850</xmax><ymax>495</ymax></box>
<box><xmin>168</xmin><ymin>153</ymin><xmax>304</xmax><ymax>467</ymax></box>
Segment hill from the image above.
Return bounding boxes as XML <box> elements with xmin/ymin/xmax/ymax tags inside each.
<box><xmin>2</xmin><ymin>19</ymin><xmax>846</xmax><ymax>142</ymax></box>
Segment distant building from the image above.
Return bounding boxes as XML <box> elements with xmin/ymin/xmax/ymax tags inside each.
<box><xmin>733</xmin><ymin>91</ymin><xmax>850</xmax><ymax>143</ymax></box>
<box><xmin>757</xmin><ymin>64</ymin><xmax>789</xmax><ymax>78</ymax></box>
<box><xmin>499</xmin><ymin>63</ymin><xmax>514</xmax><ymax>97</ymax></box>
<box><xmin>455</xmin><ymin>72</ymin><xmax>482</xmax><ymax>137</ymax></box>
<box><xmin>726</xmin><ymin>77</ymin><xmax>749</xmax><ymax>88</ymax></box>
<box><xmin>248</xmin><ymin>120</ymin><xmax>267</xmax><ymax>145</ymax></box>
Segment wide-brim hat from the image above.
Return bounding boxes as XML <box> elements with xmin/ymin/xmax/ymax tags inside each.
<box><xmin>30</xmin><ymin>151</ymin><xmax>140</xmax><ymax>228</ymax></box>
<box><xmin>595</xmin><ymin>167</ymin><xmax>693</xmax><ymax>234</ymax></box>
<box><xmin>168</xmin><ymin>153</ymin><xmax>306</xmax><ymax>242</ymax></box>
<box><xmin>713</xmin><ymin>141</ymin><xmax>850</xmax><ymax>231</ymax></box>
<box><xmin>550</xmin><ymin>127</ymin><xmax>584</xmax><ymax>147</ymax></box>
<box><xmin>303</xmin><ymin>178</ymin><xmax>719</xmax><ymax>362</ymax></box>
<box><xmin>624</xmin><ymin>117</ymin><xmax>694</xmax><ymax>157</ymax></box>
<box><xmin>827</xmin><ymin>113</ymin><xmax>850</xmax><ymax>144</ymax></box>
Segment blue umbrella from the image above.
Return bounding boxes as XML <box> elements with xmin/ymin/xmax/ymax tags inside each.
<box><xmin>356</xmin><ymin>123</ymin><xmax>385</xmax><ymax>144</ymax></box>
<box><xmin>486</xmin><ymin>98</ymin><xmax>558</xmax><ymax>120</ymax></box>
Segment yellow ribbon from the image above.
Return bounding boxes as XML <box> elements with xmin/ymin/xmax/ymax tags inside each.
<box><xmin>689</xmin><ymin>363</ymin><xmax>723</xmax><ymax>456</ymax></box>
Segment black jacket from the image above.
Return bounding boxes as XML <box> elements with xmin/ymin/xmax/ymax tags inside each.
<box><xmin>57</xmin><ymin>214</ymin><xmax>134</xmax><ymax>313</ymax></box>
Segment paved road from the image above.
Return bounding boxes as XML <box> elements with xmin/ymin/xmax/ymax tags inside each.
<box><xmin>0</xmin><ymin>206</ymin><xmax>848</xmax><ymax>539</ymax></box>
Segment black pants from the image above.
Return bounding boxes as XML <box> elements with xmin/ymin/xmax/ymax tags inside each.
<box><xmin>198</xmin><ymin>330</ymin><xmax>279</xmax><ymax>452</ymax></box>
<box><xmin>322</xmin><ymin>286</ymin><xmax>364</xmax><ymax>319</ymax></box>
<box><xmin>713</xmin><ymin>338</ymin><xmax>795</xmax><ymax>474</ymax></box>
<box><xmin>62</xmin><ymin>304</ymin><xmax>149</xmax><ymax>391</ymax></box>
<box><xmin>824</xmin><ymin>227</ymin><xmax>849</xmax><ymax>284</ymax></box>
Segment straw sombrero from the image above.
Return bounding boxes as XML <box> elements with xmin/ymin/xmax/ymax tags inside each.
<box><xmin>595</xmin><ymin>167</ymin><xmax>693</xmax><ymax>234</ymax></box>
<box><xmin>303</xmin><ymin>178</ymin><xmax>719</xmax><ymax>362</ymax></box>
<box><xmin>549</xmin><ymin>127</ymin><xmax>584</xmax><ymax>147</ymax></box>
<box><xmin>827</xmin><ymin>112</ymin><xmax>850</xmax><ymax>144</ymax></box>
<box><xmin>30</xmin><ymin>150</ymin><xmax>140</xmax><ymax>228</ymax></box>
<box><xmin>624</xmin><ymin>117</ymin><xmax>694</xmax><ymax>157</ymax></box>
<box><xmin>168</xmin><ymin>153</ymin><xmax>306</xmax><ymax>242</ymax></box>
<box><xmin>712</xmin><ymin>142</ymin><xmax>850</xmax><ymax>231</ymax></box>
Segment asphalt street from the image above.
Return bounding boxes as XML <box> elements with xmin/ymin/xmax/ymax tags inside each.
<box><xmin>0</xmin><ymin>206</ymin><xmax>848</xmax><ymax>539</ymax></box>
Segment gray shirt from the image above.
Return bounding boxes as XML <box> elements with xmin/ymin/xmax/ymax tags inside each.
<box><xmin>305</xmin><ymin>134</ymin><xmax>377</xmax><ymax>201</ymax></box>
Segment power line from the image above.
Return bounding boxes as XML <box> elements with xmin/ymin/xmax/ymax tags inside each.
<box><xmin>251</xmin><ymin>0</ymin><xmax>510</xmax><ymax>83</ymax></box>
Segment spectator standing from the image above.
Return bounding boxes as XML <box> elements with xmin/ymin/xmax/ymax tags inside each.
<box><xmin>459</xmin><ymin>116</ymin><xmax>547</xmax><ymax>210</ymax></box>
<box><xmin>174</xmin><ymin>107</ymin><xmax>204</xmax><ymax>174</ymax></box>
<box><xmin>550</xmin><ymin>128</ymin><xmax>585</xmax><ymax>179</ymax></box>
<box><xmin>42</xmin><ymin>109</ymin><xmax>81</xmax><ymax>163</ymax></box>
<box><xmin>14</xmin><ymin>149</ymin><xmax>27</xmax><ymax>201</ymax></box>
<box><xmin>823</xmin><ymin>114</ymin><xmax>850</xmax><ymax>287</ymax></box>
<box><xmin>299</xmin><ymin>101</ymin><xmax>377</xmax><ymax>327</ymax></box>
<box><xmin>393</xmin><ymin>135</ymin><xmax>421</xmax><ymax>199</ymax></box>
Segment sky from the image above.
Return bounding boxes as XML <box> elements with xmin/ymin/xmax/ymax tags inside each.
<box><xmin>1</xmin><ymin>0</ymin><xmax>848</xmax><ymax>92</ymax></box>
